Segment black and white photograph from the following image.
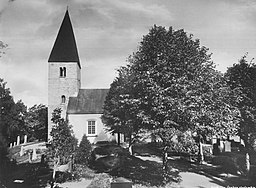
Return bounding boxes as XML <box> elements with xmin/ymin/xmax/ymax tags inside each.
<box><xmin>1</xmin><ymin>0</ymin><xmax>256</xmax><ymax>187</ymax></box>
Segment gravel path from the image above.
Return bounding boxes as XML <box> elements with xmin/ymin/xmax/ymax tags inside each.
<box><xmin>55</xmin><ymin>178</ymin><xmax>92</xmax><ymax>188</ymax></box>
<box><xmin>138</xmin><ymin>156</ymin><xmax>225</xmax><ymax>188</ymax></box>
<box><xmin>178</xmin><ymin>172</ymin><xmax>224</xmax><ymax>188</ymax></box>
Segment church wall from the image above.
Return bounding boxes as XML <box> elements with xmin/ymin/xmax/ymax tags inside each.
<box><xmin>48</xmin><ymin>62</ymin><xmax>81</xmax><ymax>140</ymax></box>
<box><xmin>67</xmin><ymin>113</ymin><xmax>115</xmax><ymax>144</ymax></box>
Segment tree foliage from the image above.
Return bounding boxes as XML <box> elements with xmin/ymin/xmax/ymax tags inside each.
<box><xmin>47</xmin><ymin>108</ymin><xmax>77</xmax><ymax>165</ymax></box>
<box><xmin>128</xmin><ymin>26</ymin><xmax>239</xmax><ymax>140</ymax></box>
<box><xmin>225</xmin><ymin>55</ymin><xmax>256</xmax><ymax>150</ymax></box>
<box><xmin>75</xmin><ymin>134</ymin><xmax>92</xmax><ymax>165</ymax></box>
<box><xmin>102</xmin><ymin>25</ymin><xmax>240</xmax><ymax>182</ymax></box>
<box><xmin>24</xmin><ymin>104</ymin><xmax>47</xmax><ymax>142</ymax></box>
<box><xmin>102</xmin><ymin>66</ymin><xmax>142</xmax><ymax>146</ymax></box>
<box><xmin>0</xmin><ymin>78</ymin><xmax>27</xmax><ymax>143</ymax></box>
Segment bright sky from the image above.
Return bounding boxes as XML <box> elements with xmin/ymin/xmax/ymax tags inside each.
<box><xmin>0</xmin><ymin>0</ymin><xmax>256</xmax><ymax>107</ymax></box>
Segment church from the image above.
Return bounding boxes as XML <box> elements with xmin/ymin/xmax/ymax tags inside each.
<box><xmin>47</xmin><ymin>10</ymin><xmax>116</xmax><ymax>143</ymax></box>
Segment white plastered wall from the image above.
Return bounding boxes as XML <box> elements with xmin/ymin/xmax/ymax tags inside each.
<box><xmin>67</xmin><ymin>113</ymin><xmax>116</xmax><ymax>144</ymax></box>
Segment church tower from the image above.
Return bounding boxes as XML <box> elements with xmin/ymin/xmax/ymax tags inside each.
<box><xmin>48</xmin><ymin>10</ymin><xmax>81</xmax><ymax>140</ymax></box>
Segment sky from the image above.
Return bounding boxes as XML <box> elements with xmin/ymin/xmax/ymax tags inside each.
<box><xmin>0</xmin><ymin>0</ymin><xmax>256</xmax><ymax>108</ymax></box>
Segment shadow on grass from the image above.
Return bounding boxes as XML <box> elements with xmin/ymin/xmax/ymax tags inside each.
<box><xmin>167</xmin><ymin>157</ymin><xmax>255</xmax><ymax>187</ymax></box>
<box><xmin>0</xmin><ymin>162</ymin><xmax>51</xmax><ymax>188</ymax></box>
<box><xmin>91</xmin><ymin>154</ymin><xmax>181</xmax><ymax>186</ymax></box>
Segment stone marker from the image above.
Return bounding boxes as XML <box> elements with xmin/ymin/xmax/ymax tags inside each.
<box><xmin>32</xmin><ymin>148</ymin><xmax>37</xmax><ymax>160</ymax></box>
<box><xmin>224</xmin><ymin>141</ymin><xmax>231</xmax><ymax>152</ymax></box>
<box><xmin>14</xmin><ymin>142</ymin><xmax>16</xmax><ymax>147</ymax></box>
<box><xmin>24</xmin><ymin>135</ymin><xmax>27</xmax><ymax>144</ymax></box>
<box><xmin>219</xmin><ymin>140</ymin><xmax>224</xmax><ymax>153</ymax></box>
<box><xmin>10</xmin><ymin>143</ymin><xmax>12</xmax><ymax>148</ymax></box>
<box><xmin>17</xmin><ymin>136</ymin><xmax>20</xmax><ymax>146</ymax></box>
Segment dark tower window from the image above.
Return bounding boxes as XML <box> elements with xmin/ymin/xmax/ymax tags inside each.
<box><xmin>61</xmin><ymin>95</ymin><xmax>66</xmax><ymax>104</ymax></box>
<box><xmin>60</xmin><ymin>67</ymin><xmax>66</xmax><ymax>77</ymax></box>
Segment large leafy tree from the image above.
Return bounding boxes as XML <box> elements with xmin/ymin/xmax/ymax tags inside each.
<box><xmin>107</xmin><ymin>25</ymin><xmax>239</xmax><ymax>182</ymax></box>
<box><xmin>225</xmin><ymin>55</ymin><xmax>256</xmax><ymax>150</ymax></box>
<box><xmin>130</xmin><ymin>25</ymin><xmax>238</xmax><ymax>145</ymax></box>
<box><xmin>24</xmin><ymin>104</ymin><xmax>48</xmax><ymax>142</ymax></box>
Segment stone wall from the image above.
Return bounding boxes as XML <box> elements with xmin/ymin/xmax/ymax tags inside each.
<box><xmin>48</xmin><ymin>62</ymin><xmax>81</xmax><ymax>140</ymax></box>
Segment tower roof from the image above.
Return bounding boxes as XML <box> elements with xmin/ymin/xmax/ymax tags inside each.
<box><xmin>48</xmin><ymin>10</ymin><xmax>81</xmax><ymax>68</ymax></box>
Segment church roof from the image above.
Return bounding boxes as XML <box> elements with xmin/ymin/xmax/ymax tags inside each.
<box><xmin>67</xmin><ymin>89</ymin><xmax>109</xmax><ymax>114</ymax></box>
<box><xmin>48</xmin><ymin>10</ymin><xmax>81</xmax><ymax>68</ymax></box>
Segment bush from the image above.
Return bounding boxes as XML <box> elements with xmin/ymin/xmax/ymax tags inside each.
<box><xmin>75</xmin><ymin>134</ymin><xmax>92</xmax><ymax>165</ymax></box>
<box><xmin>93</xmin><ymin>144</ymin><xmax>129</xmax><ymax>156</ymax></box>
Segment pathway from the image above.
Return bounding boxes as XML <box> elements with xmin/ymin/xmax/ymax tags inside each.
<box><xmin>177</xmin><ymin>172</ymin><xmax>224</xmax><ymax>188</ymax></box>
<box><xmin>52</xmin><ymin>178</ymin><xmax>92</xmax><ymax>188</ymax></box>
<box><xmin>138</xmin><ymin>155</ymin><xmax>226</xmax><ymax>188</ymax></box>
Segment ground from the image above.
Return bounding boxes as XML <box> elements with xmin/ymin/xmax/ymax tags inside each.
<box><xmin>1</xmin><ymin>143</ymin><xmax>255</xmax><ymax>188</ymax></box>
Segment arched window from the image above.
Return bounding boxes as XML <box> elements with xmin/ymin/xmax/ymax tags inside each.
<box><xmin>61</xmin><ymin>95</ymin><xmax>66</xmax><ymax>104</ymax></box>
<box><xmin>60</xmin><ymin>67</ymin><xmax>66</xmax><ymax>77</ymax></box>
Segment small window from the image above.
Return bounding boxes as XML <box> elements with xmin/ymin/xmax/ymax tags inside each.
<box><xmin>88</xmin><ymin>121</ymin><xmax>96</xmax><ymax>135</ymax></box>
<box><xmin>60</xmin><ymin>67</ymin><xmax>66</xmax><ymax>77</ymax></box>
<box><xmin>61</xmin><ymin>95</ymin><xmax>66</xmax><ymax>104</ymax></box>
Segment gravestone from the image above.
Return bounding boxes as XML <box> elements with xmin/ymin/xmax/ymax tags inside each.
<box><xmin>219</xmin><ymin>140</ymin><xmax>224</xmax><ymax>153</ymax></box>
<box><xmin>17</xmin><ymin>136</ymin><xmax>20</xmax><ymax>146</ymax></box>
<box><xmin>24</xmin><ymin>135</ymin><xmax>27</xmax><ymax>144</ymax></box>
<box><xmin>224</xmin><ymin>141</ymin><xmax>231</xmax><ymax>152</ymax></box>
<box><xmin>32</xmin><ymin>148</ymin><xmax>37</xmax><ymax>160</ymax></box>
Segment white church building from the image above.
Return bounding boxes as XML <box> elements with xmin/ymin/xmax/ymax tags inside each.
<box><xmin>47</xmin><ymin>10</ymin><xmax>116</xmax><ymax>143</ymax></box>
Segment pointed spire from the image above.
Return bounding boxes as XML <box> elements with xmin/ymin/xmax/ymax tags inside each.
<box><xmin>48</xmin><ymin>10</ymin><xmax>81</xmax><ymax>68</ymax></box>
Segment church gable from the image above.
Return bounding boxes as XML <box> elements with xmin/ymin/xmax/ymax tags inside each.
<box><xmin>67</xmin><ymin>89</ymin><xmax>109</xmax><ymax>114</ymax></box>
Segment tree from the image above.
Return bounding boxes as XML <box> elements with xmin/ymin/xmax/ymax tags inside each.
<box><xmin>75</xmin><ymin>134</ymin><xmax>92</xmax><ymax>165</ymax></box>
<box><xmin>102</xmin><ymin>66</ymin><xmax>143</xmax><ymax>153</ymax></box>
<box><xmin>225</xmin><ymin>55</ymin><xmax>256</xmax><ymax>173</ymax></box>
<box><xmin>24</xmin><ymin>104</ymin><xmax>48</xmax><ymax>142</ymax></box>
<box><xmin>47</xmin><ymin>108</ymin><xmax>77</xmax><ymax>165</ymax></box>
<box><xmin>225</xmin><ymin>55</ymin><xmax>256</xmax><ymax>150</ymax></box>
<box><xmin>0</xmin><ymin>79</ymin><xmax>27</xmax><ymax>143</ymax></box>
<box><xmin>125</xmin><ymin>25</ymin><xmax>239</xmax><ymax>182</ymax></box>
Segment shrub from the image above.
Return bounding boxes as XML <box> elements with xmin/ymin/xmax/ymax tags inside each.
<box><xmin>93</xmin><ymin>144</ymin><xmax>129</xmax><ymax>156</ymax></box>
<box><xmin>75</xmin><ymin>134</ymin><xmax>92</xmax><ymax>165</ymax></box>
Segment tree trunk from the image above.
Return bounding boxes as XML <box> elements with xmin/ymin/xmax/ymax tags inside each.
<box><xmin>246</xmin><ymin>152</ymin><xmax>250</xmax><ymax>175</ymax></box>
<box><xmin>128</xmin><ymin>134</ymin><xmax>133</xmax><ymax>155</ymax></box>
<box><xmin>129</xmin><ymin>144</ymin><xmax>133</xmax><ymax>155</ymax></box>
<box><xmin>162</xmin><ymin>145</ymin><xmax>169</xmax><ymax>184</ymax></box>
<box><xmin>243</xmin><ymin>135</ymin><xmax>251</xmax><ymax>175</ymax></box>
<box><xmin>198</xmin><ymin>135</ymin><xmax>204</xmax><ymax>164</ymax></box>
<box><xmin>117</xmin><ymin>132</ymin><xmax>120</xmax><ymax>146</ymax></box>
